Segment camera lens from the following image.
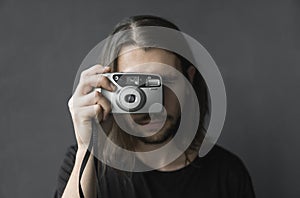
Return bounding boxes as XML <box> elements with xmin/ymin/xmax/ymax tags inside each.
<box><xmin>124</xmin><ymin>94</ymin><xmax>136</xmax><ymax>103</ymax></box>
<box><xmin>117</xmin><ymin>86</ymin><xmax>146</xmax><ymax>112</ymax></box>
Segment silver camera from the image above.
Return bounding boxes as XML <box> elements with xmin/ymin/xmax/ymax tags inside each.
<box><xmin>94</xmin><ymin>73</ymin><xmax>163</xmax><ymax>113</ymax></box>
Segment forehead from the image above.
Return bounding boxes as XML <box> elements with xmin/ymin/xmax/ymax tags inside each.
<box><xmin>117</xmin><ymin>46</ymin><xmax>182</xmax><ymax>74</ymax></box>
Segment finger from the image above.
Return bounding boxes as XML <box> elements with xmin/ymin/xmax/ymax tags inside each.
<box><xmin>76</xmin><ymin>74</ymin><xmax>116</xmax><ymax>96</ymax></box>
<box><xmin>74</xmin><ymin>65</ymin><xmax>112</xmax><ymax>96</ymax></box>
<box><xmin>74</xmin><ymin>91</ymin><xmax>112</xmax><ymax>119</ymax></box>
<box><xmin>81</xmin><ymin>64</ymin><xmax>111</xmax><ymax>77</ymax></box>
<box><xmin>94</xmin><ymin>91</ymin><xmax>112</xmax><ymax>120</ymax></box>
<box><xmin>78</xmin><ymin>104</ymin><xmax>103</xmax><ymax>121</ymax></box>
<box><xmin>89</xmin><ymin>75</ymin><xmax>115</xmax><ymax>91</ymax></box>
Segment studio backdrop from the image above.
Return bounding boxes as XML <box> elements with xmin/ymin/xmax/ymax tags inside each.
<box><xmin>0</xmin><ymin>0</ymin><xmax>299</xmax><ymax>197</ymax></box>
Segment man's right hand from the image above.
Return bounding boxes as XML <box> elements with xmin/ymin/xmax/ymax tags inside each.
<box><xmin>67</xmin><ymin>64</ymin><xmax>116</xmax><ymax>149</ymax></box>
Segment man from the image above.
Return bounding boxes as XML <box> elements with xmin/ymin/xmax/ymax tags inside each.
<box><xmin>54</xmin><ymin>15</ymin><xmax>255</xmax><ymax>198</ymax></box>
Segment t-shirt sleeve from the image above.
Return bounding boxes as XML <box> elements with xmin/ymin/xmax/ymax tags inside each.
<box><xmin>53</xmin><ymin>145</ymin><xmax>78</xmax><ymax>198</ymax></box>
<box><xmin>209</xmin><ymin>146</ymin><xmax>255</xmax><ymax>198</ymax></box>
<box><xmin>225</xmin><ymin>154</ymin><xmax>256</xmax><ymax>198</ymax></box>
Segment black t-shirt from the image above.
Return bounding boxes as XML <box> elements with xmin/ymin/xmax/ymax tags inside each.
<box><xmin>54</xmin><ymin>145</ymin><xmax>255</xmax><ymax>198</ymax></box>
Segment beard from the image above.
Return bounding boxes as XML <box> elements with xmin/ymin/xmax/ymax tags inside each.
<box><xmin>136</xmin><ymin>115</ymin><xmax>181</xmax><ymax>145</ymax></box>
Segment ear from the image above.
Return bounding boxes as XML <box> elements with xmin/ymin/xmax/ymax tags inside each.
<box><xmin>186</xmin><ymin>66</ymin><xmax>196</xmax><ymax>83</ymax></box>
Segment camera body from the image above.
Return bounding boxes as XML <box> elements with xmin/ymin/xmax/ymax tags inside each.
<box><xmin>94</xmin><ymin>73</ymin><xmax>163</xmax><ymax>113</ymax></box>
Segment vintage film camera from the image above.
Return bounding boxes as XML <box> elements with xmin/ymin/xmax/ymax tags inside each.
<box><xmin>94</xmin><ymin>73</ymin><xmax>163</xmax><ymax>113</ymax></box>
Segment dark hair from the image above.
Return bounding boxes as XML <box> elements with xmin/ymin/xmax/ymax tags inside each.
<box><xmin>111</xmin><ymin>15</ymin><xmax>181</xmax><ymax>34</ymax></box>
<box><xmin>106</xmin><ymin>14</ymin><xmax>209</xmax><ymax>155</ymax></box>
<box><xmin>97</xmin><ymin>15</ymin><xmax>209</xmax><ymax>180</ymax></box>
<box><xmin>76</xmin><ymin>15</ymin><xmax>210</xmax><ymax>198</ymax></box>
<box><xmin>94</xmin><ymin>14</ymin><xmax>211</xmax><ymax>198</ymax></box>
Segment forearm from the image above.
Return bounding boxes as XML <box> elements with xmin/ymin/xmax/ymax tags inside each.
<box><xmin>62</xmin><ymin>147</ymin><xmax>96</xmax><ymax>198</ymax></box>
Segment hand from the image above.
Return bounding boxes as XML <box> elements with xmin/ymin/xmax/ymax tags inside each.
<box><xmin>68</xmin><ymin>64</ymin><xmax>115</xmax><ymax>149</ymax></box>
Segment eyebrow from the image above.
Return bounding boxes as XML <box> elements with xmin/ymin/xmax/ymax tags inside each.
<box><xmin>160</xmin><ymin>74</ymin><xmax>178</xmax><ymax>80</ymax></box>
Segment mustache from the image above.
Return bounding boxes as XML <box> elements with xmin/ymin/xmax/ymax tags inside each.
<box><xmin>130</xmin><ymin>113</ymin><xmax>174</xmax><ymax>124</ymax></box>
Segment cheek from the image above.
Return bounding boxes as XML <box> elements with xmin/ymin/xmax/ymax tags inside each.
<box><xmin>163</xmin><ymin>86</ymin><xmax>181</xmax><ymax>115</ymax></box>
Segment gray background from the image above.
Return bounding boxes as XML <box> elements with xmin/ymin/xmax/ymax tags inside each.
<box><xmin>0</xmin><ymin>0</ymin><xmax>299</xmax><ymax>197</ymax></box>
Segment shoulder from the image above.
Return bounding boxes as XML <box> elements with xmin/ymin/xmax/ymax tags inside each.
<box><xmin>203</xmin><ymin>144</ymin><xmax>252</xmax><ymax>178</ymax></box>
<box><xmin>66</xmin><ymin>144</ymin><xmax>78</xmax><ymax>156</ymax></box>
<box><xmin>60</xmin><ymin>144</ymin><xmax>78</xmax><ymax>172</ymax></box>
<box><xmin>207</xmin><ymin>145</ymin><xmax>247</xmax><ymax>167</ymax></box>
<box><xmin>201</xmin><ymin>145</ymin><xmax>256</xmax><ymax>197</ymax></box>
<box><xmin>54</xmin><ymin>144</ymin><xmax>78</xmax><ymax>198</ymax></box>
<box><xmin>59</xmin><ymin>144</ymin><xmax>78</xmax><ymax>173</ymax></box>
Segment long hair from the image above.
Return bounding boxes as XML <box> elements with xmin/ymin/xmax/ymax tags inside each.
<box><xmin>97</xmin><ymin>14</ymin><xmax>209</xmax><ymax>180</ymax></box>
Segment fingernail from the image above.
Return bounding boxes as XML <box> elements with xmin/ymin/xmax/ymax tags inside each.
<box><xmin>110</xmin><ymin>83</ymin><xmax>116</xmax><ymax>91</ymax></box>
<box><xmin>104</xmin><ymin>66</ymin><xmax>110</xmax><ymax>70</ymax></box>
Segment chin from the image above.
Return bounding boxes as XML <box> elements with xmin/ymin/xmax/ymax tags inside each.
<box><xmin>137</xmin><ymin>124</ymin><xmax>177</xmax><ymax>145</ymax></box>
<box><xmin>131</xmin><ymin>115</ymin><xmax>181</xmax><ymax>144</ymax></box>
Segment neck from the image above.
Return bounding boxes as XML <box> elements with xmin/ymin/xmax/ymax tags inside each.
<box><xmin>135</xmin><ymin>138</ymin><xmax>198</xmax><ymax>171</ymax></box>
